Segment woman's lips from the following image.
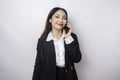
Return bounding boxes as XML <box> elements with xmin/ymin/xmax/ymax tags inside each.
<box><xmin>58</xmin><ymin>24</ymin><xmax>63</xmax><ymax>26</ymax></box>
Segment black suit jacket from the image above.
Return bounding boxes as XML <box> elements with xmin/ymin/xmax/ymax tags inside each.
<box><xmin>32</xmin><ymin>33</ymin><xmax>82</xmax><ymax>80</ymax></box>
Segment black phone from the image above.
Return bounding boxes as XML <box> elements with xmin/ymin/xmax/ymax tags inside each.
<box><xmin>63</xmin><ymin>24</ymin><xmax>70</xmax><ymax>34</ymax></box>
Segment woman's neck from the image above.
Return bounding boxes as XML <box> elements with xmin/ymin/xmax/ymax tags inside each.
<box><xmin>52</xmin><ymin>29</ymin><xmax>62</xmax><ymax>39</ymax></box>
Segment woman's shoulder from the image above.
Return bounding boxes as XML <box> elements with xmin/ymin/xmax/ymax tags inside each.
<box><xmin>71</xmin><ymin>32</ymin><xmax>77</xmax><ymax>38</ymax></box>
<box><xmin>37</xmin><ymin>35</ymin><xmax>47</xmax><ymax>50</ymax></box>
<box><xmin>38</xmin><ymin>35</ymin><xmax>47</xmax><ymax>41</ymax></box>
<box><xmin>37</xmin><ymin>35</ymin><xmax>47</xmax><ymax>45</ymax></box>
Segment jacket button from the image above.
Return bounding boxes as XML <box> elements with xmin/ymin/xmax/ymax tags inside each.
<box><xmin>71</xmin><ymin>67</ymin><xmax>73</xmax><ymax>70</ymax></box>
<box><xmin>65</xmin><ymin>69</ymin><xmax>68</xmax><ymax>72</ymax></box>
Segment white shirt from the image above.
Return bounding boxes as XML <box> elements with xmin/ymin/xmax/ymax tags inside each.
<box><xmin>46</xmin><ymin>31</ymin><xmax>74</xmax><ymax>67</ymax></box>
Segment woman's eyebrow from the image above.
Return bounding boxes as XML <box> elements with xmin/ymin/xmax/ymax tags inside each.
<box><xmin>54</xmin><ymin>14</ymin><xmax>66</xmax><ymax>17</ymax></box>
<box><xmin>54</xmin><ymin>14</ymin><xmax>60</xmax><ymax>16</ymax></box>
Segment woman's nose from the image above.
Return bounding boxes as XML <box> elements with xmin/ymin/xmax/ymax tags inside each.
<box><xmin>58</xmin><ymin>18</ymin><xmax>63</xmax><ymax>23</ymax></box>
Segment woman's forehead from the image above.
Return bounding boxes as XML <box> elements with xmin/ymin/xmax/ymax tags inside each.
<box><xmin>54</xmin><ymin>10</ymin><xmax>66</xmax><ymax>16</ymax></box>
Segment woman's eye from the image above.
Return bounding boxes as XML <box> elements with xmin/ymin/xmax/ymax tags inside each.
<box><xmin>55</xmin><ymin>16</ymin><xmax>59</xmax><ymax>18</ymax></box>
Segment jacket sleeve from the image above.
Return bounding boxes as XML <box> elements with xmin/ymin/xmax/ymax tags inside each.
<box><xmin>66</xmin><ymin>33</ymin><xmax>82</xmax><ymax>63</ymax></box>
<box><xmin>32</xmin><ymin>38</ymin><xmax>43</xmax><ymax>80</ymax></box>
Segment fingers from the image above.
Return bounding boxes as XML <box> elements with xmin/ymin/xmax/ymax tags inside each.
<box><xmin>67</xmin><ymin>23</ymin><xmax>72</xmax><ymax>34</ymax></box>
<box><xmin>66</xmin><ymin>23</ymin><xmax>72</xmax><ymax>30</ymax></box>
<box><xmin>64</xmin><ymin>23</ymin><xmax>72</xmax><ymax>38</ymax></box>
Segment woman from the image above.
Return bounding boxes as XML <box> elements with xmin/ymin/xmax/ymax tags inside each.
<box><xmin>32</xmin><ymin>7</ymin><xmax>82</xmax><ymax>80</ymax></box>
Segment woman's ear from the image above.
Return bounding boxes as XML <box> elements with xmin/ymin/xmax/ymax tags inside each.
<box><xmin>49</xmin><ymin>19</ymin><xmax>51</xmax><ymax>23</ymax></box>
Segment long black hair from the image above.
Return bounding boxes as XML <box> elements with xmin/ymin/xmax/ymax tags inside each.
<box><xmin>41</xmin><ymin>7</ymin><xmax>68</xmax><ymax>38</ymax></box>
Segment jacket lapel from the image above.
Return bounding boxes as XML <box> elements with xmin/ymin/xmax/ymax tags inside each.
<box><xmin>44</xmin><ymin>40</ymin><xmax>56</xmax><ymax>66</ymax></box>
<box><xmin>64</xmin><ymin>41</ymin><xmax>69</xmax><ymax>67</ymax></box>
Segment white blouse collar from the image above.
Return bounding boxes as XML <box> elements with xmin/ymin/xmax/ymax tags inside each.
<box><xmin>46</xmin><ymin>31</ymin><xmax>64</xmax><ymax>42</ymax></box>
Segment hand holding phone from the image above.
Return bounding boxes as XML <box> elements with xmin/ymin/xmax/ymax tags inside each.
<box><xmin>63</xmin><ymin>23</ymin><xmax>72</xmax><ymax>38</ymax></box>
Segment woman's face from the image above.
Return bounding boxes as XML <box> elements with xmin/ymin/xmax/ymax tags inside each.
<box><xmin>49</xmin><ymin>10</ymin><xmax>67</xmax><ymax>31</ymax></box>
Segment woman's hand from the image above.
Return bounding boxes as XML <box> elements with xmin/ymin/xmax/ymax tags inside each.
<box><xmin>63</xmin><ymin>23</ymin><xmax>72</xmax><ymax>38</ymax></box>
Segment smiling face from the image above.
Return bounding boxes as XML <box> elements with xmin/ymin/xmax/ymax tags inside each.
<box><xmin>49</xmin><ymin>10</ymin><xmax>67</xmax><ymax>31</ymax></box>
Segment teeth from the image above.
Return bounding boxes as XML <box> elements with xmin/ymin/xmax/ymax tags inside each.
<box><xmin>57</xmin><ymin>23</ymin><xmax>63</xmax><ymax>26</ymax></box>
<box><xmin>58</xmin><ymin>24</ymin><xmax>63</xmax><ymax>26</ymax></box>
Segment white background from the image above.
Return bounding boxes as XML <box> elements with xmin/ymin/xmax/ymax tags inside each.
<box><xmin>0</xmin><ymin>0</ymin><xmax>120</xmax><ymax>80</ymax></box>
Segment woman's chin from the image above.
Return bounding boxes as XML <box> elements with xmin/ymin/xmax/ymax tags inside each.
<box><xmin>55</xmin><ymin>26</ymin><xmax>63</xmax><ymax>30</ymax></box>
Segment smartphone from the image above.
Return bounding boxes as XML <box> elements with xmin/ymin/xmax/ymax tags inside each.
<box><xmin>64</xmin><ymin>24</ymin><xmax>70</xmax><ymax>34</ymax></box>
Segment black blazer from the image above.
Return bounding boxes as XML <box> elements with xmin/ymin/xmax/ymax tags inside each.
<box><xmin>32</xmin><ymin>33</ymin><xmax>82</xmax><ymax>80</ymax></box>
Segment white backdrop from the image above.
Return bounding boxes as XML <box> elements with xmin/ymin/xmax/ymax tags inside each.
<box><xmin>0</xmin><ymin>0</ymin><xmax>120</xmax><ymax>80</ymax></box>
